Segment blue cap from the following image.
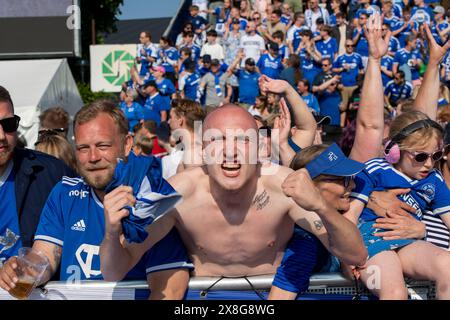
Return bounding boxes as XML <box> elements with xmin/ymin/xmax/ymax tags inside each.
<box><xmin>305</xmin><ymin>143</ymin><xmax>365</xmax><ymax>179</ymax></box>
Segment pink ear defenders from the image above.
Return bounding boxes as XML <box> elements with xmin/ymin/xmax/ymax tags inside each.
<box><xmin>384</xmin><ymin>119</ymin><xmax>444</xmax><ymax>164</ymax></box>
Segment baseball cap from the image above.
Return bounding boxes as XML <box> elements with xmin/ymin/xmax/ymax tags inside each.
<box><xmin>314</xmin><ymin>115</ymin><xmax>331</xmax><ymax>126</ymax></box>
<box><xmin>231</xmin><ymin>18</ymin><xmax>240</xmax><ymax>24</ymax></box>
<box><xmin>143</xmin><ymin>80</ymin><xmax>158</xmax><ymax>89</ymax></box>
<box><xmin>305</xmin><ymin>143</ymin><xmax>365</xmax><ymax>179</ymax></box>
<box><xmin>267</xmin><ymin>41</ymin><xmax>279</xmax><ymax>52</ymax></box>
<box><xmin>211</xmin><ymin>59</ymin><xmax>220</xmax><ymax>67</ymax></box>
<box><xmin>202</xmin><ymin>54</ymin><xmax>212</xmax><ymax>63</ymax></box>
<box><xmin>245</xmin><ymin>57</ymin><xmax>256</xmax><ymax>66</ymax></box>
<box><xmin>152</xmin><ymin>65</ymin><xmax>165</xmax><ymax>74</ymax></box>
<box><xmin>434</xmin><ymin>5</ymin><xmax>445</xmax><ymax>14</ymax></box>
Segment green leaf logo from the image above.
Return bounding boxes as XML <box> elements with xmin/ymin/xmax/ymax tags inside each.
<box><xmin>102</xmin><ymin>50</ymin><xmax>135</xmax><ymax>86</ymax></box>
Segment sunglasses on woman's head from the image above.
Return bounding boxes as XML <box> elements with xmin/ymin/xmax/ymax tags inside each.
<box><xmin>406</xmin><ymin>149</ymin><xmax>444</xmax><ymax>163</ymax></box>
<box><xmin>0</xmin><ymin>115</ymin><xmax>20</xmax><ymax>133</ymax></box>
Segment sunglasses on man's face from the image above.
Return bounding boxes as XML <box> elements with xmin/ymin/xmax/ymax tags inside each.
<box><xmin>406</xmin><ymin>149</ymin><xmax>444</xmax><ymax>163</ymax></box>
<box><xmin>319</xmin><ymin>175</ymin><xmax>354</xmax><ymax>188</ymax></box>
<box><xmin>0</xmin><ymin>115</ymin><xmax>20</xmax><ymax>133</ymax></box>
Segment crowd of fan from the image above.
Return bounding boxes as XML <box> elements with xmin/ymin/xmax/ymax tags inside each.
<box><xmin>120</xmin><ymin>0</ymin><xmax>450</xmax><ymax>150</ymax></box>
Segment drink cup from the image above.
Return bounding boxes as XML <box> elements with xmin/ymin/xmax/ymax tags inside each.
<box><xmin>8</xmin><ymin>248</ymin><xmax>49</xmax><ymax>300</ymax></box>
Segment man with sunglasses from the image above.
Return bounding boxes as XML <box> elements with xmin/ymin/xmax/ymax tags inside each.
<box><xmin>0</xmin><ymin>86</ymin><xmax>75</xmax><ymax>267</ymax></box>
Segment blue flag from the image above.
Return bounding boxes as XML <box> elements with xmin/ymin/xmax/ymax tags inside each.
<box><xmin>105</xmin><ymin>152</ymin><xmax>182</xmax><ymax>243</ymax></box>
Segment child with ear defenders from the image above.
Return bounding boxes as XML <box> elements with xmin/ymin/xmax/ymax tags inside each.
<box><xmin>344</xmin><ymin>110</ymin><xmax>450</xmax><ymax>300</ymax></box>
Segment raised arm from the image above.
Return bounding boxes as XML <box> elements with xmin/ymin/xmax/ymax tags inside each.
<box><xmin>413</xmin><ymin>23</ymin><xmax>450</xmax><ymax>120</ymax></box>
<box><xmin>259</xmin><ymin>75</ymin><xmax>317</xmax><ymax>149</ymax></box>
<box><xmin>350</xmin><ymin>13</ymin><xmax>389</xmax><ymax>163</ymax></box>
<box><xmin>285</xmin><ymin>169</ymin><xmax>367</xmax><ymax>267</ymax></box>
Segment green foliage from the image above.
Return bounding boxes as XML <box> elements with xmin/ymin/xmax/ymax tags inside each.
<box><xmin>79</xmin><ymin>0</ymin><xmax>124</xmax><ymax>59</ymax></box>
<box><xmin>77</xmin><ymin>82</ymin><xmax>119</xmax><ymax>104</ymax></box>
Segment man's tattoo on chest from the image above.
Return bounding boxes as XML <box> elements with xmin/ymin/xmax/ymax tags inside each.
<box><xmin>314</xmin><ymin>220</ymin><xmax>323</xmax><ymax>231</ymax></box>
<box><xmin>252</xmin><ymin>190</ymin><xmax>270</xmax><ymax>210</ymax></box>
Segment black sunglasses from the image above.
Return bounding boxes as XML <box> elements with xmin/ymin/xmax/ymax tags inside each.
<box><xmin>0</xmin><ymin>115</ymin><xmax>20</xmax><ymax>133</ymax></box>
<box><xmin>406</xmin><ymin>149</ymin><xmax>444</xmax><ymax>163</ymax></box>
<box><xmin>319</xmin><ymin>176</ymin><xmax>354</xmax><ymax>188</ymax></box>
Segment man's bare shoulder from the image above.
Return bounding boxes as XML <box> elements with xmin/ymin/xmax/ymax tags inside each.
<box><xmin>261</xmin><ymin>164</ymin><xmax>294</xmax><ymax>190</ymax></box>
<box><xmin>167</xmin><ymin>166</ymin><xmax>207</xmax><ymax>197</ymax></box>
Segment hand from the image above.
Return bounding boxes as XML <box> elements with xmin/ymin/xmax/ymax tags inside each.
<box><xmin>0</xmin><ymin>257</ymin><xmax>19</xmax><ymax>292</ymax></box>
<box><xmin>259</xmin><ymin>75</ymin><xmax>290</xmax><ymax>95</ymax></box>
<box><xmin>104</xmin><ymin>185</ymin><xmax>135</xmax><ymax>235</ymax></box>
<box><xmin>273</xmin><ymin>98</ymin><xmax>291</xmax><ymax>145</ymax></box>
<box><xmin>367</xmin><ymin>188</ymin><xmax>415</xmax><ymax>218</ymax></box>
<box><xmin>423</xmin><ymin>23</ymin><xmax>450</xmax><ymax>65</ymax></box>
<box><xmin>365</xmin><ymin>13</ymin><xmax>390</xmax><ymax>60</ymax></box>
<box><xmin>373</xmin><ymin>210</ymin><xmax>427</xmax><ymax>240</ymax></box>
<box><xmin>282</xmin><ymin>169</ymin><xmax>327</xmax><ymax>213</ymax></box>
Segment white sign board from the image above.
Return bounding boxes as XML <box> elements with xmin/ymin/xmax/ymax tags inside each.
<box><xmin>90</xmin><ymin>44</ymin><xmax>137</xmax><ymax>92</ymax></box>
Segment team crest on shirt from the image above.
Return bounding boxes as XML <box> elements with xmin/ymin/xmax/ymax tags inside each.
<box><xmin>0</xmin><ymin>229</ymin><xmax>20</xmax><ymax>255</ymax></box>
<box><xmin>420</xmin><ymin>183</ymin><xmax>435</xmax><ymax>200</ymax></box>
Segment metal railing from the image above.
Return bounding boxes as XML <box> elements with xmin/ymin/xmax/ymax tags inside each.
<box><xmin>0</xmin><ymin>273</ymin><xmax>436</xmax><ymax>300</ymax></box>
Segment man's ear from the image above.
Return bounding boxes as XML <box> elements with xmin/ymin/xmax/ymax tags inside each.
<box><xmin>124</xmin><ymin>134</ymin><xmax>134</xmax><ymax>157</ymax></box>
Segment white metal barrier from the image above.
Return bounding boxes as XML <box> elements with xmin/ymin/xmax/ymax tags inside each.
<box><xmin>0</xmin><ymin>273</ymin><xmax>435</xmax><ymax>300</ymax></box>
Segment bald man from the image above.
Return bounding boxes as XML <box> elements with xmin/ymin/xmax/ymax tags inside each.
<box><xmin>99</xmin><ymin>105</ymin><xmax>366</xmax><ymax>285</ymax></box>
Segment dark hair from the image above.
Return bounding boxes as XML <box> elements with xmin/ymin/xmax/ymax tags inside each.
<box><xmin>140</xmin><ymin>31</ymin><xmax>152</xmax><ymax>41</ymax></box>
<box><xmin>288</xmin><ymin>54</ymin><xmax>302</xmax><ymax>85</ymax></box>
<box><xmin>0</xmin><ymin>85</ymin><xmax>14</xmax><ymax>110</ymax></box>
<box><xmin>207</xmin><ymin>29</ymin><xmax>218</xmax><ymax>37</ymax></box>
<box><xmin>183</xmin><ymin>31</ymin><xmax>195</xmax><ymax>38</ymax></box>
<box><xmin>396</xmin><ymin>70</ymin><xmax>405</xmax><ymax>79</ymax></box>
<box><xmin>299</xmin><ymin>78</ymin><xmax>311</xmax><ymax>91</ymax></box>
<box><xmin>336</xmin><ymin>12</ymin><xmax>346</xmax><ymax>19</ymax></box>
<box><xmin>321</xmin><ymin>25</ymin><xmax>332</xmax><ymax>34</ymax></box>
<box><xmin>183</xmin><ymin>59</ymin><xmax>196</xmax><ymax>72</ymax></box>
<box><xmin>272</xmin><ymin>9</ymin><xmax>282</xmax><ymax>17</ymax></box>
<box><xmin>160</xmin><ymin>36</ymin><xmax>172</xmax><ymax>46</ymax></box>
<box><xmin>180</xmin><ymin>46</ymin><xmax>192</xmax><ymax>58</ymax></box>
<box><xmin>272</xmin><ymin>30</ymin><xmax>285</xmax><ymax>41</ymax></box>
<box><xmin>300</xmin><ymin>29</ymin><xmax>313</xmax><ymax>38</ymax></box>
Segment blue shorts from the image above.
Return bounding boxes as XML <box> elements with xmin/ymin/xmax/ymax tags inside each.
<box><xmin>126</xmin><ymin>228</ymin><xmax>194</xmax><ymax>279</ymax></box>
<box><xmin>359</xmin><ymin>220</ymin><xmax>415</xmax><ymax>259</ymax></box>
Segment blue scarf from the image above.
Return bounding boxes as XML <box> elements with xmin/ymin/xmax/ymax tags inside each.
<box><xmin>105</xmin><ymin>152</ymin><xmax>182</xmax><ymax>243</ymax></box>
<box><xmin>214</xmin><ymin>71</ymin><xmax>223</xmax><ymax>96</ymax></box>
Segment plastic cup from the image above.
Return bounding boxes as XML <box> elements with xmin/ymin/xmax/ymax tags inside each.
<box><xmin>8</xmin><ymin>248</ymin><xmax>49</xmax><ymax>300</ymax></box>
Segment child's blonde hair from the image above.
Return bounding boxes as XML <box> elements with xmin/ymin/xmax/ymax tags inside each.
<box><xmin>389</xmin><ymin>111</ymin><xmax>444</xmax><ymax>151</ymax></box>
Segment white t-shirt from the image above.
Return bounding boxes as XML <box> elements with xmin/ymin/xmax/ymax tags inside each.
<box><xmin>305</xmin><ymin>8</ymin><xmax>330</xmax><ymax>33</ymax></box>
<box><xmin>200</xmin><ymin>42</ymin><xmax>225</xmax><ymax>61</ymax></box>
<box><xmin>162</xmin><ymin>149</ymin><xmax>184</xmax><ymax>180</ymax></box>
<box><xmin>239</xmin><ymin>33</ymin><xmax>265</xmax><ymax>66</ymax></box>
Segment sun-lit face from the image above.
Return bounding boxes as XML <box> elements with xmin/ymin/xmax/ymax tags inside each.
<box><xmin>169</xmin><ymin>108</ymin><xmax>182</xmax><ymax>131</ymax></box>
<box><xmin>203</xmin><ymin>107</ymin><xmax>259</xmax><ymax>192</ymax></box>
<box><xmin>315</xmin><ymin>175</ymin><xmax>356</xmax><ymax>212</ymax></box>
<box><xmin>75</xmin><ymin>113</ymin><xmax>132</xmax><ymax>191</ymax></box>
<box><xmin>0</xmin><ymin>101</ymin><xmax>17</xmax><ymax>173</ymax></box>
<box><xmin>396</xmin><ymin>136</ymin><xmax>442</xmax><ymax>180</ymax></box>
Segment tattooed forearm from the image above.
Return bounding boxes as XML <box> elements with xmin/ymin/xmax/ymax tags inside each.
<box><xmin>314</xmin><ymin>220</ymin><xmax>323</xmax><ymax>231</ymax></box>
<box><xmin>252</xmin><ymin>190</ymin><xmax>270</xmax><ymax>210</ymax></box>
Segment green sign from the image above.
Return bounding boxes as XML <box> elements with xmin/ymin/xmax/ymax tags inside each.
<box><xmin>102</xmin><ymin>50</ymin><xmax>134</xmax><ymax>86</ymax></box>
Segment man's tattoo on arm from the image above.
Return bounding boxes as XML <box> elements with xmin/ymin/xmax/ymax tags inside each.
<box><xmin>314</xmin><ymin>220</ymin><xmax>323</xmax><ymax>231</ymax></box>
<box><xmin>252</xmin><ymin>190</ymin><xmax>270</xmax><ymax>210</ymax></box>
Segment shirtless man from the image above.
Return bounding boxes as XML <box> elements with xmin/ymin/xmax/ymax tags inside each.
<box><xmin>100</xmin><ymin>104</ymin><xmax>367</xmax><ymax>282</ymax></box>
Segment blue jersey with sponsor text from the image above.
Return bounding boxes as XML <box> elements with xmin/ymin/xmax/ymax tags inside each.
<box><xmin>34</xmin><ymin>176</ymin><xmax>193</xmax><ymax>280</ymax></box>
<box><xmin>236</xmin><ymin>69</ymin><xmax>261</xmax><ymax>105</ymax></box>
<box><xmin>333</xmin><ymin>53</ymin><xmax>363</xmax><ymax>87</ymax></box>
<box><xmin>257</xmin><ymin>54</ymin><xmax>284</xmax><ymax>79</ymax></box>
<box><xmin>350</xmin><ymin>158</ymin><xmax>450</xmax><ymax>223</ymax></box>
<box><xmin>316</xmin><ymin>38</ymin><xmax>337</xmax><ymax>61</ymax></box>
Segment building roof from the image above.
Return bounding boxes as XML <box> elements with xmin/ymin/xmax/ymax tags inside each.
<box><xmin>103</xmin><ymin>17</ymin><xmax>171</xmax><ymax>44</ymax></box>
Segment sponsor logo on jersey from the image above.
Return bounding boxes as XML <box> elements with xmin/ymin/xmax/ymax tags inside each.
<box><xmin>69</xmin><ymin>189</ymin><xmax>89</xmax><ymax>199</ymax></box>
<box><xmin>71</xmin><ymin>219</ymin><xmax>86</xmax><ymax>232</ymax></box>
